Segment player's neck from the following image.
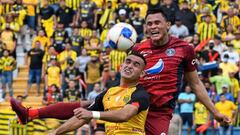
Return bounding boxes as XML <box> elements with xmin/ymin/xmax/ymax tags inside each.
<box><xmin>120</xmin><ymin>79</ymin><xmax>137</xmax><ymax>88</ymax></box>
<box><xmin>153</xmin><ymin>35</ymin><xmax>169</xmax><ymax>47</ymax></box>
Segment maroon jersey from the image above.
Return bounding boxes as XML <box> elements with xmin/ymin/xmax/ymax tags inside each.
<box><xmin>133</xmin><ymin>36</ymin><xmax>196</xmax><ymax>111</ymax></box>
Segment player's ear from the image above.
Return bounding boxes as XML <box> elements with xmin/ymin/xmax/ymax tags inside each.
<box><xmin>140</xmin><ymin>71</ymin><xmax>146</xmax><ymax>78</ymax></box>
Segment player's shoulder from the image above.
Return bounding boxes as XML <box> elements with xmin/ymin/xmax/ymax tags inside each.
<box><xmin>132</xmin><ymin>39</ymin><xmax>151</xmax><ymax>51</ymax></box>
<box><xmin>133</xmin><ymin>84</ymin><xmax>149</xmax><ymax>98</ymax></box>
<box><xmin>169</xmin><ymin>36</ymin><xmax>191</xmax><ymax>47</ymax></box>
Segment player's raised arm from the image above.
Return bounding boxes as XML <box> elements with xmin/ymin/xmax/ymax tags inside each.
<box><xmin>185</xmin><ymin>70</ymin><xmax>231</xmax><ymax>125</ymax></box>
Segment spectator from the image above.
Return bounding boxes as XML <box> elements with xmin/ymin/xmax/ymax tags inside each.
<box><xmin>76</xmin><ymin>0</ymin><xmax>98</xmax><ymax>28</ymax></box>
<box><xmin>175</xmin><ymin>0</ymin><xmax>196</xmax><ymax>35</ymax></box>
<box><xmin>116</xmin><ymin>9</ymin><xmax>130</xmax><ymax>23</ymax></box>
<box><xmin>52</xmin><ymin>23</ymin><xmax>69</xmax><ymax>53</ymax></box>
<box><xmin>215</xmin><ymin>84</ymin><xmax>234</xmax><ymax>102</ymax></box>
<box><xmin>64</xmin><ymin>80</ymin><xmax>81</xmax><ymax>102</ymax></box>
<box><xmin>38</xmin><ymin>0</ymin><xmax>55</xmax><ymax>37</ymax></box>
<box><xmin>25</xmin><ymin>41</ymin><xmax>44</xmax><ymax>97</ymax></box>
<box><xmin>32</xmin><ymin>29</ymin><xmax>51</xmax><ymax>52</ymax></box>
<box><xmin>213</xmin><ymin>34</ymin><xmax>228</xmax><ymax>54</ymax></box>
<box><xmin>0</xmin><ymin>23</ymin><xmax>17</xmax><ymax>58</ymax></box>
<box><xmin>199</xmin><ymin>40</ymin><xmax>220</xmax><ymax>77</ymax></box>
<box><xmin>45</xmin><ymin>57</ymin><xmax>62</xmax><ymax>89</ymax></box>
<box><xmin>130</xmin><ymin>8</ymin><xmax>145</xmax><ymax>43</ymax></box>
<box><xmin>221</xmin><ymin>44</ymin><xmax>239</xmax><ymax>65</ymax></box>
<box><xmin>219</xmin><ymin>54</ymin><xmax>238</xmax><ymax>77</ymax></box>
<box><xmin>229</xmin><ymin>72</ymin><xmax>240</xmax><ymax>102</ymax></box>
<box><xmin>220</xmin><ymin>8</ymin><xmax>240</xmax><ymax>32</ymax></box>
<box><xmin>194</xmin><ymin>99</ymin><xmax>209</xmax><ymax>135</ymax></box>
<box><xmin>178</xmin><ymin>85</ymin><xmax>196</xmax><ymax>135</ymax></box>
<box><xmin>42</xmin><ymin>84</ymin><xmax>62</xmax><ymax>105</ymax></box>
<box><xmin>87</xmin><ymin>83</ymin><xmax>101</xmax><ymax>101</ymax></box>
<box><xmin>198</xmin><ymin>14</ymin><xmax>218</xmax><ymax>41</ymax></box>
<box><xmin>105</xmin><ymin>70</ymin><xmax>120</xmax><ymax>90</ymax></box>
<box><xmin>115</xmin><ymin>0</ymin><xmax>132</xmax><ymax>19</ymax></box>
<box><xmin>215</xmin><ymin>94</ymin><xmax>237</xmax><ymax>135</ymax></box>
<box><xmin>210</xmin><ymin>69</ymin><xmax>231</xmax><ymax>94</ymax></box>
<box><xmin>55</xmin><ymin>0</ymin><xmax>75</xmax><ymax>37</ymax></box>
<box><xmin>79</xmin><ymin>20</ymin><xmax>92</xmax><ymax>42</ymax></box>
<box><xmin>23</xmin><ymin>0</ymin><xmax>37</xmax><ymax>30</ymax></box>
<box><xmin>204</xmin><ymin>81</ymin><xmax>216</xmax><ymax>102</ymax></box>
<box><xmin>221</xmin><ymin>24</ymin><xmax>235</xmax><ymax>44</ymax></box>
<box><xmin>58</xmin><ymin>42</ymin><xmax>77</xmax><ymax>71</ymax></box>
<box><xmin>100</xmin><ymin>46</ymin><xmax>111</xmax><ymax>88</ymax></box>
<box><xmin>75</xmin><ymin>48</ymin><xmax>91</xmax><ymax>73</ymax></box>
<box><xmin>169</xmin><ymin>16</ymin><xmax>189</xmax><ymax>38</ymax></box>
<box><xmin>69</xmin><ymin>27</ymin><xmax>84</xmax><ymax>56</ymax></box>
<box><xmin>161</xmin><ymin>0</ymin><xmax>179</xmax><ymax>25</ymax></box>
<box><xmin>63</xmin><ymin>58</ymin><xmax>81</xmax><ymax>91</ymax></box>
<box><xmin>99</xmin><ymin>0</ymin><xmax>115</xmax><ymax>30</ymax></box>
<box><xmin>109</xmin><ymin>49</ymin><xmax>127</xmax><ymax>72</ymax></box>
<box><xmin>41</xmin><ymin>46</ymin><xmax>58</xmax><ymax>78</ymax></box>
<box><xmin>0</xmin><ymin>50</ymin><xmax>16</xmax><ymax>99</ymax></box>
<box><xmin>86</xmin><ymin>29</ymin><xmax>101</xmax><ymax>56</ymax></box>
<box><xmin>85</xmin><ymin>53</ymin><xmax>102</xmax><ymax>94</ymax></box>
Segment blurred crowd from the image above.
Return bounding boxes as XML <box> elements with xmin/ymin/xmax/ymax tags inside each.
<box><xmin>0</xmin><ymin>0</ymin><xmax>240</xmax><ymax>134</ymax></box>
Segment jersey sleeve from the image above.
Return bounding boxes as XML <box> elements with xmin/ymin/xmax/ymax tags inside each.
<box><xmin>88</xmin><ymin>90</ymin><xmax>107</xmax><ymax>111</ymax></box>
<box><xmin>183</xmin><ymin>45</ymin><xmax>197</xmax><ymax>72</ymax></box>
<box><xmin>127</xmin><ymin>85</ymin><xmax>149</xmax><ymax>113</ymax></box>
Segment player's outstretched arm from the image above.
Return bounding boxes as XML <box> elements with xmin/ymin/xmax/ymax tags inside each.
<box><xmin>185</xmin><ymin>70</ymin><xmax>231</xmax><ymax>125</ymax></box>
<box><xmin>74</xmin><ymin>104</ymin><xmax>139</xmax><ymax>122</ymax></box>
<box><xmin>49</xmin><ymin>116</ymin><xmax>89</xmax><ymax>135</ymax></box>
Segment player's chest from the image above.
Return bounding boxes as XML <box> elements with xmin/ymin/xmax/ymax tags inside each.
<box><xmin>141</xmin><ymin>48</ymin><xmax>184</xmax><ymax>74</ymax></box>
<box><xmin>102</xmin><ymin>88</ymin><xmax>135</xmax><ymax>111</ymax></box>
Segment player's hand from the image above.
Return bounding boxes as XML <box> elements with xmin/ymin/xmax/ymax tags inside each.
<box><xmin>74</xmin><ymin>108</ymin><xmax>93</xmax><ymax>120</ymax></box>
<box><xmin>47</xmin><ymin>131</ymin><xmax>57</xmax><ymax>135</ymax></box>
<box><xmin>213</xmin><ymin>112</ymin><xmax>231</xmax><ymax>126</ymax></box>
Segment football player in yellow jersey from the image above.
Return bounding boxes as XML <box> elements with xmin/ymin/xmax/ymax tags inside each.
<box><xmin>50</xmin><ymin>51</ymin><xmax>149</xmax><ymax>135</ymax></box>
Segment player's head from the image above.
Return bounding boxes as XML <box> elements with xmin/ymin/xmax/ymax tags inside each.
<box><xmin>145</xmin><ymin>8</ymin><xmax>170</xmax><ymax>45</ymax></box>
<box><xmin>120</xmin><ymin>51</ymin><xmax>146</xmax><ymax>81</ymax></box>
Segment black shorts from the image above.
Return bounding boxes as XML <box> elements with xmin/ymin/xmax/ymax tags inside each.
<box><xmin>180</xmin><ymin>113</ymin><xmax>193</xmax><ymax>127</ymax></box>
<box><xmin>94</xmin><ymin>123</ymin><xmax>105</xmax><ymax>132</ymax></box>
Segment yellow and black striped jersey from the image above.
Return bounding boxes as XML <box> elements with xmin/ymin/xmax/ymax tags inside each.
<box><xmin>109</xmin><ymin>50</ymin><xmax>127</xmax><ymax>72</ymax></box>
<box><xmin>66</xmin><ymin>0</ymin><xmax>81</xmax><ymax>11</ymax></box>
<box><xmin>198</xmin><ymin>22</ymin><xmax>218</xmax><ymax>41</ymax></box>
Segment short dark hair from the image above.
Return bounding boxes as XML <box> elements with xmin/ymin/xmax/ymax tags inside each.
<box><xmin>219</xmin><ymin>93</ymin><xmax>225</xmax><ymax>97</ymax></box>
<box><xmin>145</xmin><ymin>8</ymin><xmax>169</xmax><ymax>21</ymax></box>
<box><xmin>128</xmin><ymin>50</ymin><xmax>147</xmax><ymax>65</ymax></box>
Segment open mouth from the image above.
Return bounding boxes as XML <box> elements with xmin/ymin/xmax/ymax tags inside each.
<box><xmin>150</xmin><ymin>31</ymin><xmax>160</xmax><ymax>37</ymax></box>
<box><xmin>124</xmin><ymin>68</ymin><xmax>132</xmax><ymax>75</ymax></box>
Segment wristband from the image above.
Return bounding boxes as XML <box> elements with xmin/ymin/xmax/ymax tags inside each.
<box><xmin>92</xmin><ymin>111</ymin><xmax>100</xmax><ymax>119</ymax></box>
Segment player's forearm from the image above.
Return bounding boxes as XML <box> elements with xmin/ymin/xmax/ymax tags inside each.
<box><xmin>190</xmin><ymin>80</ymin><xmax>218</xmax><ymax>115</ymax></box>
<box><xmin>99</xmin><ymin>105</ymin><xmax>137</xmax><ymax>122</ymax></box>
<box><xmin>54</xmin><ymin>116</ymin><xmax>88</xmax><ymax>135</ymax></box>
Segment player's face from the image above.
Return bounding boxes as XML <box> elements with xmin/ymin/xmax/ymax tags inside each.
<box><xmin>146</xmin><ymin>13</ymin><xmax>169</xmax><ymax>43</ymax></box>
<box><xmin>120</xmin><ymin>55</ymin><xmax>145</xmax><ymax>81</ymax></box>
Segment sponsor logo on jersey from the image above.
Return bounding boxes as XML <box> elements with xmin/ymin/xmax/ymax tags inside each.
<box><xmin>145</xmin><ymin>59</ymin><xmax>164</xmax><ymax>75</ymax></box>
